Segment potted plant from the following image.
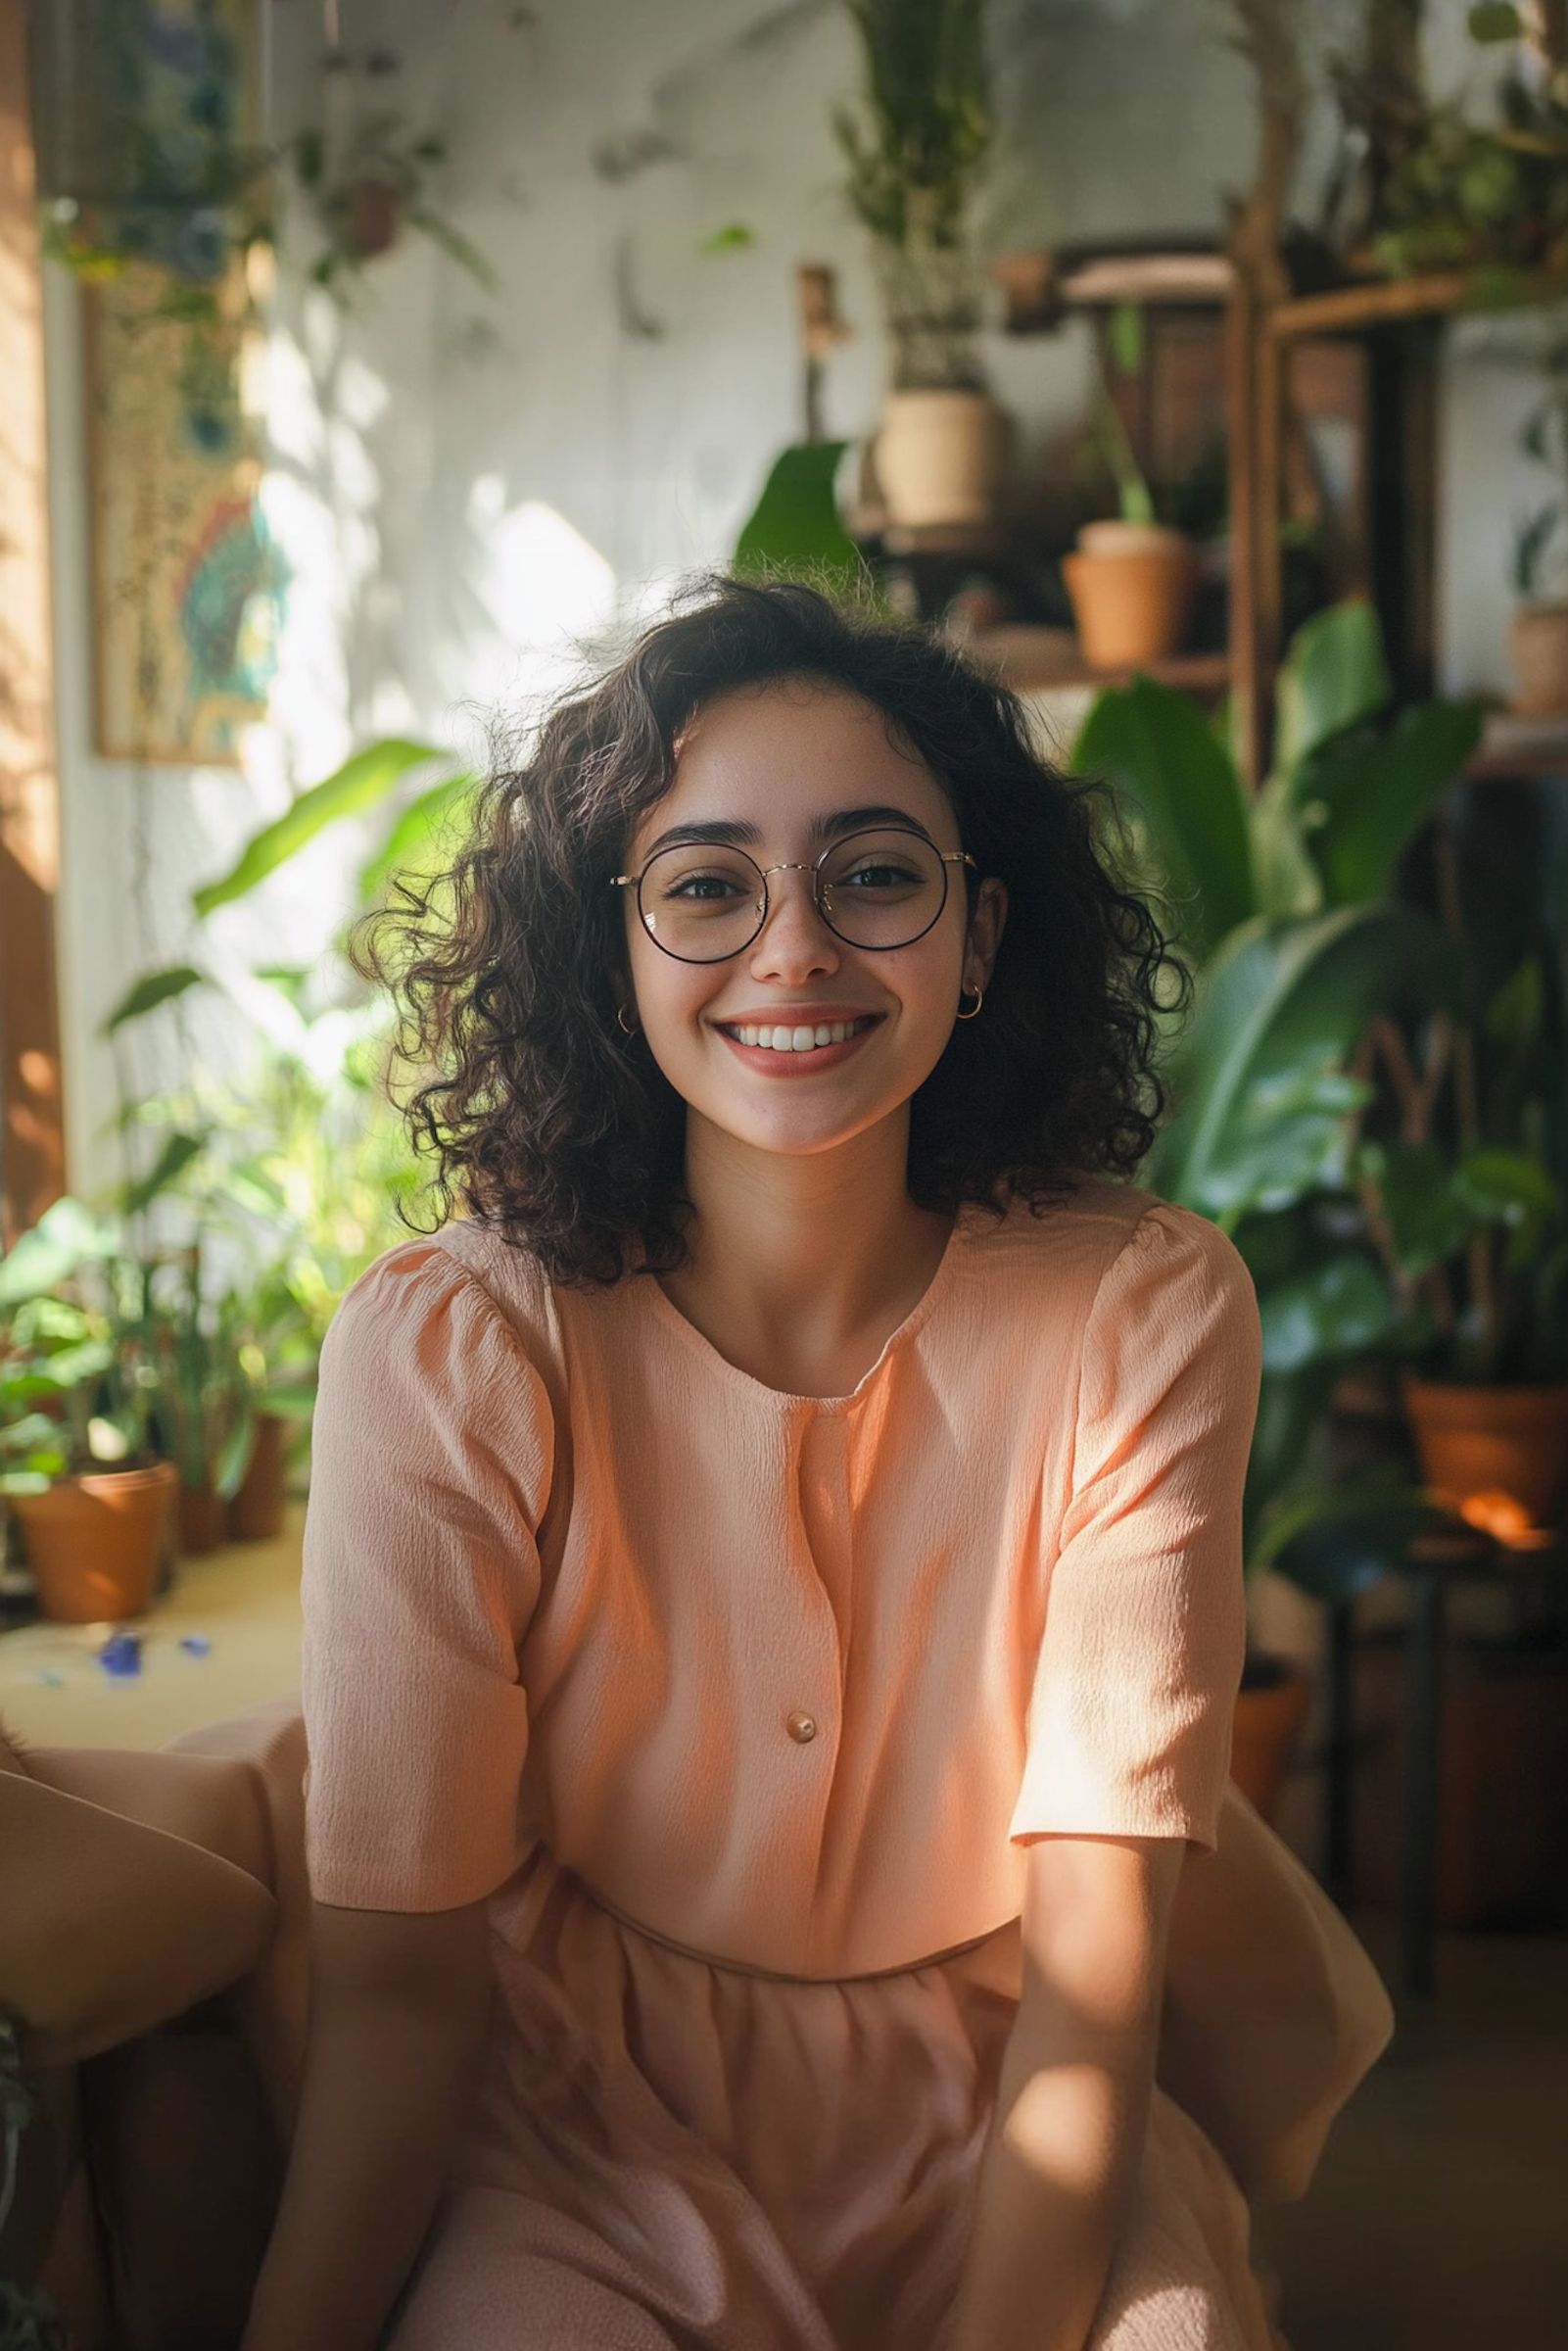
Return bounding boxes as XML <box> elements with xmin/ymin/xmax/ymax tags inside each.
<box><xmin>1062</xmin><ymin>303</ymin><xmax>1202</xmax><ymax>669</ymax></box>
<box><xmin>0</xmin><ymin>1204</ymin><xmax>176</xmax><ymax>1626</ymax></box>
<box><xmin>835</xmin><ymin>0</ymin><xmax>1005</xmax><ymax>528</ymax></box>
<box><xmin>1074</xmin><ymin>600</ymin><xmax>1484</xmax><ymax>1816</ymax></box>
<box><xmin>1350</xmin><ymin>937</ymin><xmax>1568</xmax><ymax>1530</ymax></box>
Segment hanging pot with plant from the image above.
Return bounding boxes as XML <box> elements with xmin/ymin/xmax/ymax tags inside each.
<box><xmin>836</xmin><ymin>0</ymin><xmax>1007</xmax><ymax>530</ymax></box>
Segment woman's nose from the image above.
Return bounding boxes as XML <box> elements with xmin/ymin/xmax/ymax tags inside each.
<box><xmin>750</xmin><ymin>864</ymin><xmax>839</xmax><ymax>966</ymax></box>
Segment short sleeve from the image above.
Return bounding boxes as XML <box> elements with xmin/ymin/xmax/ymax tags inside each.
<box><xmin>300</xmin><ymin>1240</ymin><xmax>550</xmax><ymax>1911</ymax></box>
<box><xmin>1008</xmin><ymin>1200</ymin><xmax>1260</xmax><ymax>1855</ymax></box>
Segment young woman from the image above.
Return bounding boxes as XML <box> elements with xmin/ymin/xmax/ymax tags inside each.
<box><xmin>241</xmin><ymin>578</ymin><xmax>1284</xmax><ymax>2351</ymax></box>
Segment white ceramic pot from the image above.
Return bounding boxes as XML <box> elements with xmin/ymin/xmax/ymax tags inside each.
<box><xmin>875</xmin><ymin>390</ymin><xmax>1007</xmax><ymax>529</ymax></box>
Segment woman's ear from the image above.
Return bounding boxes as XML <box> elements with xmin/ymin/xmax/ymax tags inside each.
<box><xmin>969</xmin><ymin>878</ymin><xmax>1008</xmax><ymax>987</ymax></box>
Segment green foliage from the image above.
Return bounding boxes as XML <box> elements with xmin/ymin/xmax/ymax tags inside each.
<box><xmin>834</xmin><ymin>0</ymin><xmax>993</xmax><ymax>389</ymax></box>
<box><xmin>1368</xmin><ymin>3</ymin><xmax>1568</xmax><ymax>283</ymax></box>
<box><xmin>1071</xmin><ymin>599</ymin><xmax>1525</xmax><ymax>1586</ymax></box>
<box><xmin>192</xmin><ymin>740</ymin><xmax>450</xmax><ymax>917</ymax></box>
<box><xmin>833</xmin><ymin>0</ymin><xmax>992</xmax><ymax>252</ymax></box>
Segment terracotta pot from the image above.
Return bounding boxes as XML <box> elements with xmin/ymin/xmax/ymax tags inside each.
<box><xmin>1228</xmin><ymin>1658</ymin><xmax>1312</xmax><ymax>1824</ymax></box>
<box><xmin>1510</xmin><ymin>601</ymin><xmax>1568</xmax><ymax>717</ymax></box>
<box><xmin>10</xmin><ymin>1462</ymin><xmax>179</xmax><ymax>1624</ymax></box>
<box><xmin>1402</xmin><ymin>1373</ymin><xmax>1568</xmax><ymax>1530</ymax></box>
<box><xmin>875</xmin><ymin>390</ymin><xmax>1007</xmax><ymax>529</ymax></box>
<box><xmin>225</xmin><ymin>1413</ymin><xmax>289</xmax><ymax>1543</ymax></box>
<box><xmin>1062</xmin><ymin>524</ymin><xmax>1199</xmax><ymax>669</ymax></box>
<box><xmin>178</xmin><ymin>1483</ymin><xmax>228</xmax><ymax>1558</ymax></box>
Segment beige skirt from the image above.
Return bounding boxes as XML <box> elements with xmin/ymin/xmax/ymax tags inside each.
<box><xmin>387</xmin><ymin>1840</ymin><xmax>1284</xmax><ymax>2351</ymax></box>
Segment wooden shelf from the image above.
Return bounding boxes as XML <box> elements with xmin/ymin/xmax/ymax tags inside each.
<box><xmin>974</xmin><ymin>634</ymin><xmax>1230</xmax><ymax>696</ymax></box>
<box><xmin>1268</xmin><ymin>269</ymin><xmax>1568</xmax><ymax>343</ymax></box>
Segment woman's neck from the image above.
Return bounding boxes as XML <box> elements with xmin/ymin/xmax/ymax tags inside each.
<box><xmin>659</xmin><ymin>1112</ymin><xmax>954</xmax><ymax>1396</ymax></box>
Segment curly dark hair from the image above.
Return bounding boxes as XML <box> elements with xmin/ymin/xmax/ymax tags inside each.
<box><xmin>353</xmin><ymin>573</ymin><xmax>1191</xmax><ymax>1287</ymax></box>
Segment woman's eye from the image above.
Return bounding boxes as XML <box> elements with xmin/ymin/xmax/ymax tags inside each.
<box><xmin>844</xmin><ymin>862</ymin><xmax>916</xmax><ymax>888</ymax></box>
<box><xmin>667</xmin><ymin>873</ymin><xmax>740</xmax><ymax>900</ymax></box>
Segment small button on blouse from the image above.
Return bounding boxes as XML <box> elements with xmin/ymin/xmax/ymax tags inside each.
<box><xmin>786</xmin><ymin>1711</ymin><xmax>817</xmax><ymax>1744</ymax></box>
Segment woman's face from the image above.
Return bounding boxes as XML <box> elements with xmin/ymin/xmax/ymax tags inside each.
<box><xmin>617</xmin><ymin>677</ymin><xmax>1007</xmax><ymax>1165</ymax></box>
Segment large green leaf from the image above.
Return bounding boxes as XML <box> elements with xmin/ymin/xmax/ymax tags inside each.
<box><xmin>1249</xmin><ymin>768</ymin><xmax>1325</xmax><ymax>921</ymax></box>
<box><xmin>733</xmin><ymin>442</ymin><xmax>868</xmax><ymax>600</ymax></box>
<box><xmin>1273</xmin><ymin>600</ymin><xmax>1392</xmax><ymax>770</ymax></box>
<box><xmin>192</xmin><ymin>740</ymin><xmax>446</xmax><ymax>917</ymax></box>
<box><xmin>120</xmin><ymin>1130</ymin><xmax>206</xmax><ymax>1217</ymax></box>
<box><xmin>1297</xmin><ymin>697</ymin><xmax>1484</xmax><ymax>905</ymax></box>
<box><xmin>0</xmin><ymin>1197</ymin><xmax>117</xmax><ymax>1309</ymax></box>
<box><xmin>1355</xmin><ymin>1138</ymin><xmax>1472</xmax><ymax>1273</ymax></box>
<box><xmin>357</xmin><ymin>772</ymin><xmax>477</xmax><ymax>906</ymax></box>
<box><xmin>1148</xmin><ymin>902</ymin><xmax>1459</xmax><ymax>1216</ymax></box>
<box><xmin>1072</xmin><ymin>677</ymin><xmax>1255</xmax><ymax>957</ymax></box>
<box><xmin>1258</xmin><ymin>1254</ymin><xmax>1402</xmax><ymax>1373</ymax></box>
<box><xmin>102</xmin><ymin>964</ymin><xmax>209</xmax><ymax>1035</ymax></box>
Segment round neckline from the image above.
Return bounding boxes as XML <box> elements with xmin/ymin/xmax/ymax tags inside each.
<box><xmin>639</xmin><ymin>1208</ymin><xmax>976</xmax><ymax>1414</ymax></box>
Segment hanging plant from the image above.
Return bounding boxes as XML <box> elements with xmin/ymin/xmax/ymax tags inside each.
<box><xmin>34</xmin><ymin>0</ymin><xmax>273</xmax><ymax>324</ymax></box>
<box><xmin>284</xmin><ymin>104</ymin><xmax>498</xmax><ymax>298</ymax></box>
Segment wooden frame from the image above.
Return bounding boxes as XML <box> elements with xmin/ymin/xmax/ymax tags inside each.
<box><xmin>0</xmin><ymin>0</ymin><xmax>68</xmax><ymax>1244</ymax></box>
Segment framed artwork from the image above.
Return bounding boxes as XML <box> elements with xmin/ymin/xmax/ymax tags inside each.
<box><xmin>75</xmin><ymin>0</ymin><xmax>282</xmax><ymax>763</ymax></box>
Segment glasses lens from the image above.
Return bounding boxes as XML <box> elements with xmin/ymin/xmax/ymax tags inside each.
<box><xmin>640</xmin><ymin>842</ymin><xmax>765</xmax><ymax>962</ymax></box>
<box><xmin>819</xmin><ymin>829</ymin><xmax>947</xmax><ymax>948</ymax></box>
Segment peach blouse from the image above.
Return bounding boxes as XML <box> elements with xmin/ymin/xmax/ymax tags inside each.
<box><xmin>301</xmin><ymin>1178</ymin><xmax>1261</xmax><ymax>1980</ymax></box>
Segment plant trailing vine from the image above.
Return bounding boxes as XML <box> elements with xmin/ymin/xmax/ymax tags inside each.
<box><xmin>36</xmin><ymin>0</ymin><xmax>498</xmax><ymax>316</ymax></box>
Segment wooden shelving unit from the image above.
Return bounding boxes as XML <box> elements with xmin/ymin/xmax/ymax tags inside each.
<box><xmin>981</xmin><ymin>239</ymin><xmax>1568</xmax><ymax>789</ymax></box>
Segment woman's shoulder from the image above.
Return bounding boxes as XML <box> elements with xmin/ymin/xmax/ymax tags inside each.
<box><xmin>959</xmin><ymin>1179</ymin><xmax>1251</xmax><ymax>1324</ymax></box>
<box><xmin>326</xmin><ymin>1218</ymin><xmax>566</xmax><ymax>1380</ymax></box>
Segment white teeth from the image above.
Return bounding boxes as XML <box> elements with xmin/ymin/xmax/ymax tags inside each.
<box><xmin>730</xmin><ymin>1018</ymin><xmax>870</xmax><ymax>1051</ymax></box>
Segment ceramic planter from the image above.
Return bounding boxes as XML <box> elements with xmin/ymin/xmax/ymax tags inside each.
<box><xmin>1062</xmin><ymin>520</ymin><xmax>1199</xmax><ymax>669</ymax></box>
<box><xmin>1510</xmin><ymin>601</ymin><xmax>1568</xmax><ymax>718</ymax></box>
<box><xmin>875</xmin><ymin>390</ymin><xmax>1007</xmax><ymax>529</ymax></box>
<box><xmin>225</xmin><ymin>1412</ymin><xmax>289</xmax><ymax>1543</ymax></box>
<box><xmin>10</xmin><ymin>1461</ymin><xmax>179</xmax><ymax>1624</ymax></box>
<box><xmin>1402</xmin><ymin>1373</ymin><xmax>1568</xmax><ymax>1531</ymax></box>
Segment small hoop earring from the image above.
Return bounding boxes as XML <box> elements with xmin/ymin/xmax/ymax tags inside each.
<box><xmin>616</xmin><ymin>1000</ymin><xmax>640</xmax><ymax>1037</ymax></box>
<box><xmin>956</xmin><ymin>981</ymin><xmax>984</xmax><ymax>1022</ymax></box>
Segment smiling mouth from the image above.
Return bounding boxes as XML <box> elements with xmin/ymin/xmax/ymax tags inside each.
<box><xmin>717</xmin><ymin>1015</ymin><xmax>879</xmax><ymax>1053</ymax></box>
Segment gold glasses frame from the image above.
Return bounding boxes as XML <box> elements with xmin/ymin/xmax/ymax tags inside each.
<box><xmin>611</xmin><ymin>828</ymin><xmax>977</xmax><ymax>965</ymax></box>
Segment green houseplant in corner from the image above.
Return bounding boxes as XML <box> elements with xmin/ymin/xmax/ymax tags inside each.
<box><xmin>1073</xmin><ymin>599</ymin><xmax>1484</xmax><ymax>1816</ymax></box>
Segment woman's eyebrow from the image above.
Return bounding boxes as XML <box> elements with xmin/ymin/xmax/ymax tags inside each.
<box><xmin>638</xmin><ymin>804</ymin><xmax>935</xmax><ymax>860</ymax></box>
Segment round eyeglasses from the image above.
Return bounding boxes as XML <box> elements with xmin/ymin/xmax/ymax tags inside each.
<box><xmin>612</xmin><ymin>827</ymin><xmax>976</xmax><ymax>965</ymax></box>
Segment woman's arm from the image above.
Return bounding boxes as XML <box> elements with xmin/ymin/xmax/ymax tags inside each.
<box><xmin>239</xmin><ymin>1895</ymin><xmax>494</xmax><ymax>2351</ymax></box>
<box><xmin>948</xmin><ymin>1834</ymin><xmax>1187</xmax><ymax>2351</ymax></box>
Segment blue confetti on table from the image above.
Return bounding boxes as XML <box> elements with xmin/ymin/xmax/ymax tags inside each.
<box><xmin>99</xmin><ymin>1633</ymin><xmax>144</xmax><ymax>1679</ymax></box>
<box><xmin>178</xmin><ymin>1634</ymin><xmax>213</xmax><ymax>1657</ymax></box>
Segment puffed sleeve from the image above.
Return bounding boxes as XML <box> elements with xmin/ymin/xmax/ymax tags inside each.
<box><xmin>1008</xmin><ymin>1200</ymin><xmax>1260</xmax><ymax>1855</ymax></box>
<box><xmin>300</xmin><ymin>1238</ymin><xmax>551</xmax><ymax>1910</ymax></box>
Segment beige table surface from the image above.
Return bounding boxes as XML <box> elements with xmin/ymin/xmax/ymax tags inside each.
<box><xmin>0</xmin><ymin>1502</ymin><xmax>305</xmax><ymax>1751</ymax></box>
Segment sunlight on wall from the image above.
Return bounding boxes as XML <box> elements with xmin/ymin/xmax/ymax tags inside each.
<box><xmin>457</xmin><ymin>481</ymin><xmax>619</xmax><ymax>715</ymax></box>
